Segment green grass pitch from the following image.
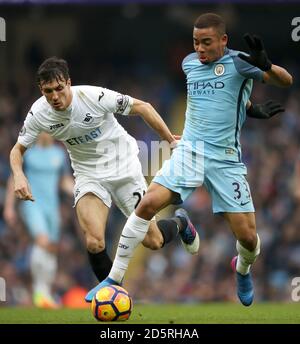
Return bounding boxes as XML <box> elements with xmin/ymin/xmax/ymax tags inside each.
<box><xmin>0</xmin><ymin>303</ymin><xmax>300</xmax><ymax>324</ymax></box>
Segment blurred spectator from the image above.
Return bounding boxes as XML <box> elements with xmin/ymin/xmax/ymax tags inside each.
<box><xmin>3</xmin><ymin>133</ymin><xmax>74</xmax><ymax>307</ymax></box>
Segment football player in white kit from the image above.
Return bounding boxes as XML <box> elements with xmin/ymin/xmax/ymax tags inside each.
<box><xmin>9</xmin><ymin>57</ymin><xmax>198</xmax><ymax>287</ymax></box>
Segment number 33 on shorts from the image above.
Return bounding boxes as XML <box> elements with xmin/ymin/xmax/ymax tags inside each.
<box><xmin>232</xmin><ymin>180</ymin><xmax>252</xmax><ymax>207</ymax></box>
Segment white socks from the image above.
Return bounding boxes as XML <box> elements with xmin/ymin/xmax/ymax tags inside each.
<box><xmin>236</xmin><ymin>234</ymin><xmax>261</xmax><ymax>275</ymax></box>
<box><xmin>30</xmin><ymin>244</ymin><xmax>57</xmax><ymax>297</ymax></box>
<box><xmin>109</xmin><ymin>212</ymin><xmax>150</xmax><ymax>284</ymax></box>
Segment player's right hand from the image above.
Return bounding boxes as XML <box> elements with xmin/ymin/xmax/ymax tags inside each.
<box><xmin>247</xmin><ymin>100</ymin><xmax>285</xmax><ymax>119</ymax></box>
<box><xmin>14</xmin><ymin>177</ymin><xmax>35</xmax><ymax>201</ymax></box>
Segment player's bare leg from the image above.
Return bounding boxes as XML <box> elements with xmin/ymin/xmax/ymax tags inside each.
<box><xmin>224</xmin><ymin>212</ymin><xmax>260</xmax><ymax>306</ymax></box>
<box><xmin>84</xmin><ymin>183</ymin><xmax>174</xmax><ymax>302</ymax></box>
<box><xmin>76</xmin><ymin>193</ymin><xmax>112</xmax><ymax>282</ymax></box>
<box><xmin>85</xmin><ymin>183</ymin><xmax>199</xmax><ymax>302</ymax></box>
<box><xmin>142</xmin><ymin>221</ymin><xmax>164</xmax><ymax>250</ymax></box>
<box><xmin>142</xmin><ymin>216</ymin><xmax>199</xmax><ymax>254</ymax></box>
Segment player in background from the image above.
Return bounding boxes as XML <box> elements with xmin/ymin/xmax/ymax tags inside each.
<box><xmin>9</xmin><ymin>57</ymin><xmax>201</xmax><ymax>300</ymax></box>
<box><xmin>4</xmin><ymin>132</ymin><xmax>74</xmax><ymax>308</ymax></box>
<box><xmin>292</xmin><ymin>154</ymin><xmax>300</xmax><ymax>203</ymax></box>
<box><xmin>86</xmin><ymin>13</ymin><xmax>292</xmax><ymax>306</ymax></box>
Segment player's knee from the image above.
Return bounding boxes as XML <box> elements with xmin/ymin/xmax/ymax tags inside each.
<box><xmin>136</xmin><ymin>195</ymin><xmax>159</xmax><ymax>219</ymax></box>
<box><xmin>238</xmin><ymin>230</ymin><xmax>258</xmax><ymax>251</ymax></box>
<box><xmin>35</xmin><ymin>235</ymin><xmax>50</xmax><ymax>250</ymax></box>
<box><xmin>86</xmin><ymin>234</ymin><xmax>105</xmax><ymax>254</ymax></box>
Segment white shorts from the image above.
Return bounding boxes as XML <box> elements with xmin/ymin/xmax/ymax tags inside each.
<box><xmin>73</xmin><ymin>160</ymin><xmax>147</xmax><ymax>217</ymax></box>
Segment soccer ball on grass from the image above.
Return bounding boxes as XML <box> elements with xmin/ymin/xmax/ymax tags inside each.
<box><xmin>91</xmin><ymin>285</ymin><xmax>133</xmax><ymax>322</ymax></box>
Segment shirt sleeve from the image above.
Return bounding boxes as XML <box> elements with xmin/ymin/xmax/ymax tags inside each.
<box><xmin>233</xmin><ymin>54</ymin><xmax>264</xmax><ymax>81</ymax></box>
<box><xmin>97</xmin><ymin>88</ymin><xmax>133</xmax><ymax>116</ymax></box>
<box><xmin>17</xmin><ymin>110</ymin><xmax>41</xmax><ymax>148</ymax></box>
<box><xmin>182</xmin><ymin>52</ymin><xmax>198</xmax><ymax>76</ymax></box>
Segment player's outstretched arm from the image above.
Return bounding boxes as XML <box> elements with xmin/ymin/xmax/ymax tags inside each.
<box><xmin>246</xmin><ymin>100</ymin><xmax>285</xmax><ymax>119</ymax></box>
<box><xmin>10</xmin><ymin>142</ymin><xmax>34</xmax><ymax>201</ymax></box>
<box><xmin>129</xmin><ymin>98</ymin><xmax>176</xmax><ymax>145</ymax></box>
<box><xmin>239</xmin><ymin>33</ymin><xmax>293</xmax><ymax>87</ymax></box>
<box><xmin>262</xmin><ymin>64</ymin><xmax>293</xmax><ymax>88</ymax></box>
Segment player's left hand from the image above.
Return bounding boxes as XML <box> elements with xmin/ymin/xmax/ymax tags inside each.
<box><xmin>173</xmin><ymin>135</ymin><xmax>181</xmax><ymax>141</ymax></box>
<box><xmin>247</xmin><ymin>100</ymin><xmax>285</xmax><ymax>119</ymax></box>
<box><xmin>170</xmin><ymin>134</ymin><xmax>181</xmax><ymax>149</ymax></box>
<box><xmin>238</xmin><ymin>33</ymin><xmax>272</xmax><ymax>71</ymax></box>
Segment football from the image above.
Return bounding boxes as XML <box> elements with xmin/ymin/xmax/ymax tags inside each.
<box><xmin>91</xmin><ymin>285</ymin><xmax>133</xmax><ymax>322</ymax></box>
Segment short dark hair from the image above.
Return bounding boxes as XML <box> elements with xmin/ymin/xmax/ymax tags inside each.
<box><xmin>194</xmin><ymin>13</ymin><xmax>226</xmax><ymax>36</ymax></box>
<box><xmin>37</xmin><ymin>56</ymin><xmax>70</xmax><ymax>85</ymax></box>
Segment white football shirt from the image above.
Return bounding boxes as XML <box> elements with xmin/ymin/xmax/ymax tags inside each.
<box><xmin>18</xmin><ymin>85</ymin><xmax>139</xmax><ymax>179</ymax></box>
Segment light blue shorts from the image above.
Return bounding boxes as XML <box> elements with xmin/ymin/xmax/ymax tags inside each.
<box><xmin>20</xmin><ymin>202</ymin><xmax>61</xmax><ymax>243</ymax></box>
<box><xmin>153</xmin><ymin>141</ymin><xmax>254</xmax><ymax>213</ymax></box>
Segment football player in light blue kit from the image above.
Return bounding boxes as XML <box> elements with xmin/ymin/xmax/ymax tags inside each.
<box><xmin>87</xmin><ymin>13</ymin><xmax>292</xmax><ymax>306</ymax></box>
<box><xmin>4</xmin><ymin>132</ymin><xmax>74</xmax><ymax>307</ymax></box>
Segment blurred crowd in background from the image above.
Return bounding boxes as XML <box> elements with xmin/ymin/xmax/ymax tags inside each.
<box><xmin>0</xmin><ymin>2</ymin><xmax>300</xmax><ymax>306</ymax></box>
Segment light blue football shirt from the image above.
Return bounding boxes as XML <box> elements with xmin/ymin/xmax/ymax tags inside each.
<box><xmin>23</xmin><ymin>144</ymin><xmax>70</xmax><ymax>210</ymax></box>
<box><xmin>182</xmin><ymin>47</ymin><xmax>263</xmax><ymax>162</ymax></box>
